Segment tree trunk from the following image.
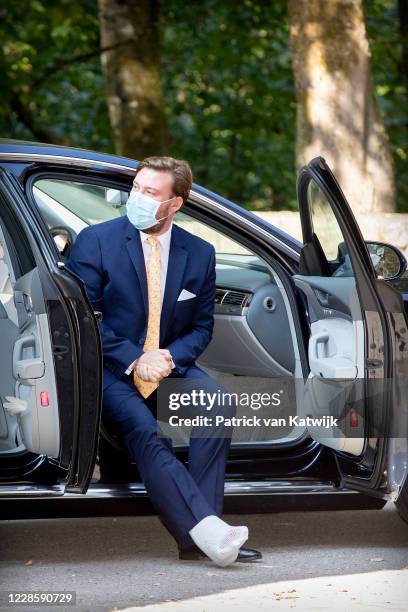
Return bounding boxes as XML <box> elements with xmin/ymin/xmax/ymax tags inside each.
<box><xmin>288</xmin><ymin>0</ymin><xmax>395</xmax><ymax>214</ymax></box>
<box><xmin>98</xmin><ymin>0</ymin><xmax>170</xmax><ymax>158</ymax></box>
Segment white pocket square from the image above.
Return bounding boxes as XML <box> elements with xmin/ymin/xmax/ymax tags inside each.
<box><xmin>177</xmin><ymin>289</ymin><xmax>196</xmax><ymax>301</ymax></box>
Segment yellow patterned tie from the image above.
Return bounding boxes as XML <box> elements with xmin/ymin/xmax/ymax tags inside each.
<box><xmin>133</xmin><ymin>235</ymin><xmax>161</xmax><ymax>398</ymax></box>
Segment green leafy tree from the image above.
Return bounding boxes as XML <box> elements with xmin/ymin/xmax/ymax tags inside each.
<box><xmin>0</xmin><ymin>0</ymin><xmax>406</xmax><ymax>211</ymax></box>
<box><xmin>159</xmin><ymin>0</ymin><xmax>297</xmax><ymax>210</ymax></box>
<box><xmin>0</xmin><ymin>0</ymin><xmax>110</xmax><ymax>148</ymax></box>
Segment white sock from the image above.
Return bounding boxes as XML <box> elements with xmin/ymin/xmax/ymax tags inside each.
<box><xmin>189</xmin><ymin>515</ymin><xmax>248</xmax><ymax>567</ymax></box>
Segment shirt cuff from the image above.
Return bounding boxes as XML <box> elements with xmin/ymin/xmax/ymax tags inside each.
<box><xmin>124</xmin><ymin>357</ymin><xmax>139</xmax><ymax>375</ymax></box>
<box><xmin>124</xmin><ymin>355</ymin><xmax>175</xmax><ymax>375</ymax></box>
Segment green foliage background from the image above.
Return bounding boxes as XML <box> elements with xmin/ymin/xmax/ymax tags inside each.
<box><xmin>0</xmin><ymin>0</ymin><xmax>406</xmax><ymax>211</ymax></box>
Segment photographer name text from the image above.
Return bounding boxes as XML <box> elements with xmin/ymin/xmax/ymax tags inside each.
<box><xmin>167</xmin><ymin>415</ymin><xmax>338</xmax><ymax>428</ymax></box>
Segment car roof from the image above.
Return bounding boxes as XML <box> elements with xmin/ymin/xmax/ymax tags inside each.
<box><xmin>0</xmin><ymin>138</ymin><xmax>303</xmax><ymax>254</ymax></box>
<box><xmin>0</xmin><ymin>138</ymin><xmax>137</xmax><ymax>168</ymax></box>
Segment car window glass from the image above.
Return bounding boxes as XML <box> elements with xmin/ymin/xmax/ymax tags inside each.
<box><xmin>33</xmin><ymin>179</ymin><xmax>127</xmax><ymax>232</ymax></box>
<box><xmin>32</xmin><ymin>177</ymin><xmax>268</xmax><ymax>273</ymax></box>
<box><xmin>174</xmin><ymin>212</ymin><xmax>268</xmax><ymax>271</ymax></box>
<box><xmin>307</xmin><ymin>179</ymin><xmax>355</xmax><ymax>278</ymax></box>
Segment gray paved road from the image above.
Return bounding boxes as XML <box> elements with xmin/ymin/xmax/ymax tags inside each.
<box><xmin>1</xmin><ymin>502</ymin><xmax>407</xmax><ymax>611</ymax></box>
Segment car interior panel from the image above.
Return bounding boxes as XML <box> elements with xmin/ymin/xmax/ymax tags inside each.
<box><xmin>0</xmin><ymin>222</ymin><xmax>60</xmax><ymax>459</ymax></box>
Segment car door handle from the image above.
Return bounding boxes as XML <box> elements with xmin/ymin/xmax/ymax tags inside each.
<box><xmin>310</xmin><ymin>332</ymin><xmax>329</xmax><ymax>359</ymax></box>
<box><xmin>309</xmin><ymin>331</ymin><xmax>357</xmax><ymax>379</ymax></box>
<box><xmin>15</xmin><ymin>357</ymin><xmax>45</xmax><ymax>379</ymax></box>
<box><xmin>13</xmin><ymin>334</ymin><xmax>45</xmax><ymax>379</ymax></box>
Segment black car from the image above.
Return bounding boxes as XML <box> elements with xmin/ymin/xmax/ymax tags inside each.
<box><xmin>0</xmin><ymin>138</ymin><xmax>407</xmax><ymax>524</ymax></box>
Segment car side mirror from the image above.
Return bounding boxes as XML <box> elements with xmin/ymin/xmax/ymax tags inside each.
<box><xmin>365</xmin><ymin>241</ymin><xmax>407</xmax><ymax>281</ymax></box>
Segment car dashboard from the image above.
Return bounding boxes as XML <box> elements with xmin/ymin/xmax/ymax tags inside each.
<box><xmin>197</xmin><ymin>255</ymin><xmax>296</xmax><ymax>377</ymax></box>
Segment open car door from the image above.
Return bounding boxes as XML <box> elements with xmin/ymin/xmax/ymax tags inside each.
<box><xmin>0</xmin><ymin>170</ymin><xmax>102</xmax><ymax>494</ymax></box>
<box><xmin>293</xmin><ymin>157</ymin><xmax>408</xmax><ymax>501</ymax></box>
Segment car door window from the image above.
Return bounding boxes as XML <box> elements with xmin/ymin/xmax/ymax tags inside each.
<box><xmin>307</xmin><ymin>179</ymin><xmax>355</xmax><ymax>278</ymax></box>
<box><xmin>32</xmin><ymin>176</ymin><xmax>265</xmax><ymax>271</ymax></box>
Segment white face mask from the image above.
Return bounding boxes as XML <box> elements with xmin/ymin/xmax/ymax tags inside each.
<box><xmin>126</xmin><ymin>191</ymin><xmax>174</xmax><ymax>230</ymax></box>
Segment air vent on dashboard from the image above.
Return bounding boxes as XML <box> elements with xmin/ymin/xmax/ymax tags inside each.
<box><xmin>222</xmin><ymin>290</ymin><xmax>247</xmax><ymax>306</ymax></box>
<box><xmin>215</xmin><ymin>288</ymin><xmax>252</xmax><ymax>315</ymax></box>
<box><xmin>215</xmin><ymin>288</ymin><xmax>226</xmax><ymax>304</ymax></box>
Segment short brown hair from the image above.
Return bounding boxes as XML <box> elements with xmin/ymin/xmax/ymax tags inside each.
<box><xmin>135</xmin><ymin>156</ymin><xmax>193</xmax><ymax>204</ymax></box>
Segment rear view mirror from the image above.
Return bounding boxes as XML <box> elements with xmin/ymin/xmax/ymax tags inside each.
<box><xmin>365</xmin><ymin>241</ymin><xmax>407</xmax><ymax>281</ymax></box>
<box><xmin>105</xmin><ymin>188</ymin><xmax>128</xmax><ymax>208</ymax></box>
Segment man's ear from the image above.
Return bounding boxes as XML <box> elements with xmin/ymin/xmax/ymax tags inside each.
<box><xmin>171</xmin><ymin>196</ymin><xmax>184</xmax><ymax>213</ymax></box>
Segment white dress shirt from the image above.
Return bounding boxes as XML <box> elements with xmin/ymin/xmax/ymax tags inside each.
<box><xmin>124</xmin><ymin>223</ymin><xmax>173</xmax><ymax>374</ymax></box>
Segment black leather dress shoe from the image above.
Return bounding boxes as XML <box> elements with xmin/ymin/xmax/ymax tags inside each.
<box><xmin>178</xmin><ymin>543</ymin><xmax>262</xmax><ymax>562</ymax></box>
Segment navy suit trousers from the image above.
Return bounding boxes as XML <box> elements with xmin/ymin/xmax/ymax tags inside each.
<box><xmin>101</xmin><ymin>365</ymin><xmax>236</xmax><ymax>547</ymax></box>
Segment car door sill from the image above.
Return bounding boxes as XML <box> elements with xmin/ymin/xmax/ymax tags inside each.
<box><xmin>0</xmin><ymin>479</ymin><xmax>340</xmax><ymax>498</ymax></box>
<box><xmin>0</xmin><ymin>484</ymin><xmax>65</xmax><ymax>497</ymax></box>
<box><xmin>75</xmin><ymin>479</ymin><xmax>344</xmax><ymax>497</ymax></box>
<box><xmin>0</xmin><ymin>479</ymin><xmax>386</xmax><ymax>501</ymax></box>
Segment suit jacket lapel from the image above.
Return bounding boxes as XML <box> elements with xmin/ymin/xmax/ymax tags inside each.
<box><xmin>125</xmin><ymin>219</ymin><xmax>148</xmax><ymax>317</ymax></box>
<box><xmin>160</xmin><ymin>225</ymin><xmax>188</xmax><ymax>345</ymax></box>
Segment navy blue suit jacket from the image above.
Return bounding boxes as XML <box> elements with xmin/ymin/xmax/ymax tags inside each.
<box><xmin>65</xmin><ymin>216</ymin><xmax>216</xmax><ymax>389</ymax></box>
